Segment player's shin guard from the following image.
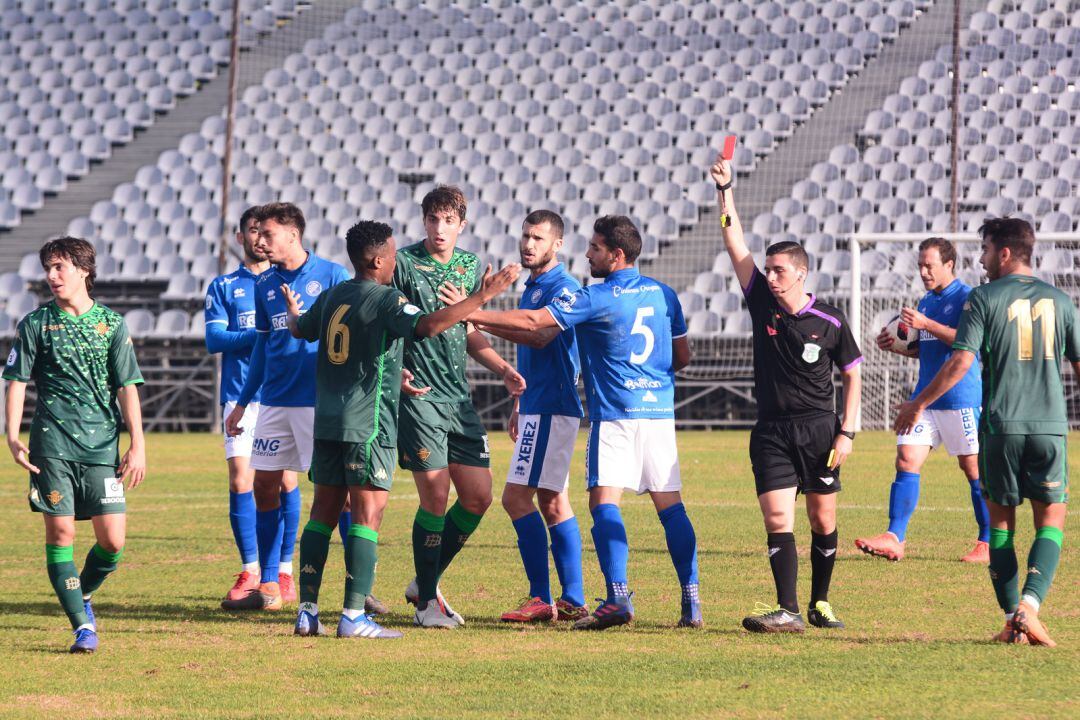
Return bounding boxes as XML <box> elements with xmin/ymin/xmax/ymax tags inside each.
<box><xmin>512</xmin><ymin>511</ymin><xmax>552</xmax><ymax>604</ymax></box>
<box><xmin>658</xmin><ymin>503</ymin><xmax>699</xmax><ymax>593</ymax></box>
<box><xmin>338</xmin><ymin>511</ymin><xmax>351</xmax><ymax>544</ymax></box>
<box><xmin>229</xmin><ymin>490</ymin><xmax>258</xmax><ymax>566</ymax></box>
<box><xmin>437</xmin><ymin>501</ymin><xmax>483</xmax><ymax>577</ymax></box>
<box><xmin>1020</xmin><ymin>526</ymin><xmax>1063</xmax><ymax>611</ymax></box>
<box><xmin>886</xmin><ymin>471</ymin><xmax>920</xmax><ymax>542</ymax></box>
<box><xmin>968</xmin><ymin>479</ymin><xmax>991</xmax><ymax>543</ymax></box>
<box><xmin>767</xmin><ymin>532</ymin><xmax>799</xmax><ymax>614</ymax></box>
<box><xmin>590</xmin><ymin>503</ymin><xmax>630</xmax><ymax>601</ymax></box>
<box><xmin>79</xmin><ymin>544</ymin><xmax>122</xmax><ymax>597</ymax></box>
<box><xmin>810</xmin><ymin>530</ymin><xmax>838</xmax><ymax>605</ymax></box>
<box><xmin>256</xmin><ymin>506</ymin><xmax>284</xmax><ymax>584</ymax></box>
<box><xmin>46</xmin><ymin>545</ymin><xmax>90</xmax><ymax>630</ymax></box>
<box><xmin>298</xmin><ymin>520</ymin><xmax>333</xmax><ymax>604</ymax></box>
<box><xmin>412</xmin><ymin>508</ymin><xmax>444</xmax><ymax>602</ymax></box>
<box><xmin>279</xmin><ymin>487</ymin><xmax>301</xmax><ymax>568</ymax></box>
<box><xmin>344</xmin><ymin>525</ymin><xmax>378</xmax><ymax>611</ymax></box>
<box><xmin>988</xmin><ymin>528</ymin><xmax>1019</xmax><ymax>613</ymax></box>
<box><xmin>549</xmin><ymin>516</ymin><xmax>585</xmax><ymax>607</ymax></box>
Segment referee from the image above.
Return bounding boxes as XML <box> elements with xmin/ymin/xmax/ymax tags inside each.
<box><xmin>710</xmin><ymin>154</ymin><xmax>863</xmax><ymax>633</ymax></box>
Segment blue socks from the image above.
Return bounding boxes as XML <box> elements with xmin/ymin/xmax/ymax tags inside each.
<box><xmin>658</xmin><ymin>503</ymin><xmax>699</xmax><ymax>592</ymax></box>
<box><xmin>512</xmin><ymin>511</ymin><xmax>552</xmax><ymax>604</ymax></box>
<box><xmin>279</xmin><ymin>487</ymin><xmax>301</xmax><ymax>568</ymax></box>
<box><xmin>969</xmin><ymin>478</ymin><xmax>991</xmax><ymax>543</ymax></box>
<box><xmin>590</xmin><ymin>503</ymin><xmax>629</xmax><ymax>601</ymax></box>
<box><xmin>256</xmin><ymin>507</ymin><xmax>284</xmax><ymax>584</ymax></box>
<box><xmin>338</xmin><ymin>510</ymin><xmax>352</xmax><ymax>544</ymax></box>
<box><xmin>229</xmin><ymin>490</ymin><xmax>258</xmax><ymax>566</ymax></box>
<box><xmin>887</xmin><ymin>471</ymin><xmax>920</xmax><ymax>542</ymax></box>
<box><xmin>549</xmin><ymin>516</ymin><xmax>585</xmax><ymax>607</ymax></box>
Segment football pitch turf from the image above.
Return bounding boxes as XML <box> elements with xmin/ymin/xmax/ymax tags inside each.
<box><xmin>1</xmin><ymin>431</ymin><xmax>1077</xmax><ymax>719</ymax></box>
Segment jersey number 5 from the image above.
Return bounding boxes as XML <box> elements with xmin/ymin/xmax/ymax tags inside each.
<box><xmin>630</xmin><ymin>307</ymin><xmax>655</xmax><ymax>364</ymax></box>
<box><xmin>327</xmin><ymin>304</ymin><xmax>350</xmax><ymax>365</ymax></box>
<box><xmin>1007</xmin><ymin>298</ymin><xmax>1055</xmax><ymax>361</ymax></box>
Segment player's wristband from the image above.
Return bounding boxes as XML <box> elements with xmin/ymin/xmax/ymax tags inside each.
<box><xmin>715</xmin><ymin>181</ymin><xmax>732</xmax><ymax>192</ymax></box>
<box><xmin>838</xmin><ymin>430</ymin><xmax>856</xmax><ymax>441</ymax></box>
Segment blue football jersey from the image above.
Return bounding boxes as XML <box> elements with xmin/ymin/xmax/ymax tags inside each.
<box><xmin>517</xmin><ymin>263</ymin><xmax>583</xmax><ymax>418</ymax></box>
<box><xmin>912</xmin><ymin>278</ymin><xmax>982</xmax><ymax>410</ymax></box>
<box><xmin>204</xmin><ymin>264</ymin><xmax>261</xmax><ymax>404</ymax></box>
<box><xmin>253</xmin><ymin>253</ymin><xmax>351</xmax><ymax>407</ymax></box>
<box><xmin>546</xmin><ymin>268</ymin><xmax>686</xmax><ymax>421</ymax></box>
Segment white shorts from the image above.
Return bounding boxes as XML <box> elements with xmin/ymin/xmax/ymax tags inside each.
<box><xmin>585</xmin><ymin>418</ymin><xmax>681</xmax><ymax>494</ymax></box>
<box><xmin>223</xmin><ymin>401</ymin><xmax>259</xmax><ymax>460</ymax></box>
<box><xmin>250</xmin><ymin>405</ymin><xmax>314</xmax><ymax>472</ymax></box>
<box><xmin>896</xmin><ymin>407</ymin><xmax>980</xmax><ymax>457</ymax></box>
<box><xmin>505</xmin><ymin>414</ymin><xmax>580</xmax><ymax>492</ymax></box>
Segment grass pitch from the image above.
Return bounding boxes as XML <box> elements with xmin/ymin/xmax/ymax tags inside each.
<box><xmin>1</xmin><ymin>431</ymin><xmax>1077</xmax><ymax>719</ymax></box>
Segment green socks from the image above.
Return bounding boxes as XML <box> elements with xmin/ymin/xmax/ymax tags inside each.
<box><xmin>1021</xmin><ymin>526</ymin><xmax>1063</xmax><ymax>611</ymax></box>
<box><xmin>80</xmin><ymin>544</ymin><xmax>123</xmax><ymax>598</ymax></box>
<box><xmin>298</xmin><ymin>520</ymin><xmax>333</xmax><ymax>604</ymax></box>
<box><xmin>437</xmin><ymin>501</ymin><xmax>484</xmax><ymax>578</ymax></box>
<box><xmin>344</xmin><ymin>525</ymin><xmax>378</xmax><ymax>612</ymax></box>
<box><xmin>988</xmin><ymin>528</ymin><xmax>1019</xmax><ymax>613</ymax></box>
<box><xmin>46</xmin><ymin>545</ymin><xmax>89</xmax><ymax>630</ymax></box>
<box><xmin>412</xmin><ymin>508</ymin><xmax>444</xmax><ymax>603</ymax></box>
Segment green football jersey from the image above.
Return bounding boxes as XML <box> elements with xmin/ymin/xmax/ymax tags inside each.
<box><xmin>296</xmin><ymin>279</ymin><xmax>422</xmax><ymax>445</ymax></box>
<box><xmin>953</xmin><ymin>274</ymin><xmax>1080</xmax><ymax>435</ymax></box>
<box><xmin>391</xmin><ymin>242</ymin><xmax>481</xmax><ymax>403</ymax></box>
<box><xmin>3</xmin><ymin>302</ymin><xmax>144</xmax><ymax>464</ymax></box>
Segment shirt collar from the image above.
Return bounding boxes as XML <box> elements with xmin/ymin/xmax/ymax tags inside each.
<box><xmin>794</xmin><ymin>294</ymin><xmax>816</xmax><ymax>316</ymax></box>
<box><xmin>604</xmin><ymin>267</ymin><xmax>639</xmax><ymax>284</ymax></box>
<box><xmin>524</xmin><ymin>262</ymin><xmax>566</xmax><ymax>287</ymax></box>
<box><xmin>277</xmin><ymin>252</ymin><xmax>312</xmax><ymax>279</ymax></box>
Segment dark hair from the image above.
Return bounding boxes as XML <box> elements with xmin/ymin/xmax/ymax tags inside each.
<box><xmin>254</xmin><ymin>202</ymin><xmax>305</xmax><ymax>237</ymax></box>
<box><xmin>593</xmin><ymin>215</ymin><xmax>641</xmax><ymax>264</ymax></box>
<box><xmin>979</xmin><ymin>217</ymin><xmax>1035</xmax><ymax>266</ymax></box>
<box><xmin>40</xmin><ymin>236</ymin><xmax>96</xmax><ymax>293</ymax></box>
<box><xmin>238</xmin><ymin>205</ymin><xmax>261</xmax><ymax>234</ymax></box>
<box><xmin>765</xmin><ymin>240</ymin><xmax>808</xmax><ymax>270</ymax></box>
<box><xmin>421</xmin><ymin>185</ymin><xmax>468</xmax><ymax>221</ymax></box>
<box><xmin>523</xmin><ymin>209</ymin><xmax>564</xmax><ymax>238</ymax></box>
<box><xmin>345</xmin><ymin>220</ymin><xmax>394</xmax><ymax>268</ymax></box>
<box><xmin>918</xmin><ymin>236</ymin><xmax>957</xmax><ymax>270</ymax></box>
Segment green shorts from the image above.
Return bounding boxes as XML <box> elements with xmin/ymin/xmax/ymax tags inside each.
<box><xmin>29</xmin><ymin>456</ymin><xmax>125</xmax><ymax>520</ymax></box>
<box><xmin>310</xmin><ymin>439</ymin><xmax>395</xmax><ymax>491</ymax></box>
<box><xmin>979</xmin><ymin>433</ymin><xmax>1069</xmax><ymax>506</ymax></box>
<box><xmin>397</xmin><ymin>397</ymin><xmax>490</xmax><ymax>471</ymax></box>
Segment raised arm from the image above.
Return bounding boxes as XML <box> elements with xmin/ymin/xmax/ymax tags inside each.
<box><xmin>709</xmin><ymin>153</ymin><xmax>757</xmax><ymax>291</ymax></box>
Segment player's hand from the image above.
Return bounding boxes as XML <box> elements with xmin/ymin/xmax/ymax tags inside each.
<box><xmin>893</xmin><ymin>400</ymin><xmax>924</xmax><ymax>436</ymax></box>
<box><xmin>281</xmin><ymin>283</ymin><xmax>303</xmax><ymax>317</ymax></box>
<box><xmin>7</xmin><ymin>436</ymin><xmax>39</xmax><ymax>474</ymax></box>
<box><xmin>828</xmin><ymin>434</ymin><xmax>852</xmax><ymax>470</ymax></box>
<box><xmin>437</xmin><ymin>280</ymin><xmax>468</xmax><ymax>307</ymax></box>
<box><xmin>401</xmin><ymin>368</ymin><xmax>431</xmax><ymax>397</ymax></box>
<box><xmin>225</xmin><ymin>404</ymin><xmax>247</xmax><ymax>437</ymax></box>
<box><xmin>480</xmin><ymin>263</ymin><xmax>521</xmax><ymax>302</ymax></box>
<box><xmin>710</xmin><ymin>153</ymin><xmax>732</xmax><ymax>188</ymax></box>
<box><xmin>875</xmin><ymin>327</ymin><xmax>894</xmax><ymax>350</ymax></box>
<box><xmin>118</xmin><ymin>444</ymin><xmax>146</xmax><ymax>490</ymax></box>
<box><xmin>900</xmin><ymin>306</ymin><xmax>927</xmax><ymax>330</ymax></box>
<box><xmin>507</xmin><ymin>406</ymin><xmax>519</xmax><ymax>441</ymax></box>
<box><xmin>502</xmin><ymin>366</ymin><xmax>526</xmax><ymax>396</ymax></box>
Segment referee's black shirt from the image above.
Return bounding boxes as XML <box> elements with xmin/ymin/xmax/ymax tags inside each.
<box><xmin>742</xmin><ymin>267</ymin><xmax>863</xmax><ymax>421</ymax></box>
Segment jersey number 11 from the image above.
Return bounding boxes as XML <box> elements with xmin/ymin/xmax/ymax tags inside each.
<box><xmin>1007</xmin><ymin>298</ymin><xmax>1055</xmax><ymax>361</ymax></box>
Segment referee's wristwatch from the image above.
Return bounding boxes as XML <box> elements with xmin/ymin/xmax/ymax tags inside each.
<box><xmin>838</xmin><ymin>430</ymin><xmax>856</xmax><ymax>441</ymax></box>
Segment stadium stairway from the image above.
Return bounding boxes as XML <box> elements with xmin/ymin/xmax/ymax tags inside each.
<box><xmin>644</xmin><ymin>0</ymin><xmax>989</xmax><ymax>292</ymax></box>
<box><xmin>0</xmin><ymin>0</ymin><xmax>354</xmax><ymax>273</ymax></box>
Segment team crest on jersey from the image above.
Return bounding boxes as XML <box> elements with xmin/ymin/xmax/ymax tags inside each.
<box><xmin>305</xmin><ymin>280</ymin><xmax>323</xmax><ymax>296</ymax></box>
<box><xmin>802</xmin><ymin>342</ymin><xmax>821</xmax><ymax>363</ymax></box>
<box><xmin>95</xmin><ymin>321</ymin><xmax>109</xmax><ymax>336</ymax></box>
<box><xmin>531</xmin><ymin>288</ymin><xmax>543</xmax><ymax>304</ymax></box>
<box><xmin>417</xmin><ymin>448</ymin><xmax>431</xmax><ymax>462</ymax></box>
<box><xmin>454</xmin><ymin>265</ymin><xmax>466</xmax><ymax>275</ymax></box>
<box><xmin>46</xmin><ymin>490</ymin><xmax>62</xmax><ymax>506</ymax></box>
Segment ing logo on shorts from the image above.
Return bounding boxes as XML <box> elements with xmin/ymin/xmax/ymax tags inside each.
<box><xmin>253</xmin><ymin>438</ymin><xmax>282</xmax><ymax>456</ymax></box>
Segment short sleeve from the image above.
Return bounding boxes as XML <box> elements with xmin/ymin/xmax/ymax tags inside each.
<box><xmin>2</xmin><ymin>318</ymin><xmax>38</xmax><ymax>382</ymax></box>
<box><xmin>662</xmin><ymin>285</ymin><xmax>687</xmax><ymax>338</ymax></box>
<box><xmin>254</xmin><ymin>282</ymin><xmax>271</xmax><ymax>332</ymax></box>
<box><xmin>742</xmin><ymin>267</ymin><xmax>772</xmax><ymax>318</ymax></box>
<box><xmin>392</xmin><ymin>252</ymin><xmax>412</xmax><ymax>298</ymax></box>
<box><xmin>204</xmin><ymin>279</ymin><xmax>228</xmax><ymax>326</ymax></box>
<box><xmin>108</xmin><ymin>319</ymin><xmax>144</xmax><ymax>389</ymax></box>
<box><xmin>1062</xmin><ymin>297</ymin><xmax>1080</xmax><ymax>363</ymax></box>
<box><xmin>295</xmin><ymin>291</ymin><xmax>325</xmax><ymax>342</ymax></box>
<box><xmin>545</xmin><ymin>285</ymin><xmax>603</xmax><ymax>330</ymax></box>
<box><xmin>953</xmin><ymin>288</ymin><xmax>986</xmax><ymax>354</ymax></box>
<box><xmin>382</xmin><ymin>288</ymin><xmax>423</xmax><ymax>339</ymax></box>
<box><xmin>829</xmin><ymin>315</ymin><xmax>863</xmax><ymax>371</ymax></box>
<box><xmin>332</xmin><ymin>262</ymin><xmax>352</xmax><ymax>286</ymax></box>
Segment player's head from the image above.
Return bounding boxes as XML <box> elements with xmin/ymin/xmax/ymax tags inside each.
<box><xmin>588</xmin><ymin>215</ymin><xmax>640</xmax><ymax>277</ymax></box>
<box><xmin>39</xmin><ymin>236</ymin><xmax>95</xmax><ymax>301</ymax></box>
<box><xmin>917</xmin><ymin>237</ymin><xmax>957</xmax><ymax>292</ymax></box>
<box><xmin>236</xmin><ymin>205</ymin><xmax>266</xmax><ymax>263</ymax></box>
<box><xmin>764</xmin><ymin>241</ymin><xmax>809</xmax><ymax>299</ymax></box>
<box><xmin>978</xmin><ymin>217</ymin><xmax>1035</xmax><ymax>280</ymax></box>
<box><xmin>421</xmin><ymin>185</ymin><xmax>467</xmax><ymax>255</ymax></box>
<box><xmin>254</xmin><ymin>202</ymin><xmax>305</xmax><ymax>265</ymax></box>
<box><xmin>345</xmin><ymin>220</ymin><xmax>397</xmax><ymax>284</ymax></box>
<box><xmin>520</xmin><ymin>209</ymin><xmax>564</xmax><ymax>271</ymax></box>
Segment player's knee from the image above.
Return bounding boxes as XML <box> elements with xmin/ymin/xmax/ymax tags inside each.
<box><xmin>461</xmin><ymin>492</ymin><xmax>492</xmax><ymax>516</ymax></box>
<box><xmin>252</xmin><ymin>483</ymin><xmax>279</xmax><ymax>509</ymax></box>
<box><xmin>895</xmin><ymin>456</ymin><xmax>920</xmax><ymax>473</ymax></box>
<box><xmin>536</xmin><ymin>492</ymin><xmax>568</xmax><ymax>523</ymax></box>
<box><xmin>97</xmin><ymin>536</ymin><xmax>124</xmax><ymax>554</ymax></box>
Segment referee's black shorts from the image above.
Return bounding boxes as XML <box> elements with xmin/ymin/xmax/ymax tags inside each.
<box><xmin>749</xmin><ymin>412</ymin><xmax>842</xmax><ymax>496</ymax></box>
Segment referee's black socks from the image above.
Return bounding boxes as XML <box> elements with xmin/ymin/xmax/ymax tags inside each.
<box><xmin>810</xmin><ymin>529</ymin><xmax>838</xmax><ymax>606</ymax></box>
<box><xmin>766</xmin><ymin>532</ymin><xmax>799</xmax><ymax>614</ymax></box>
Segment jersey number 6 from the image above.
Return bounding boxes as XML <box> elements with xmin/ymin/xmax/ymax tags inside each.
<box><xmin>327</xmin><ymin>304</ymin><xmax>351</xmax><ymax>365</ymax></box>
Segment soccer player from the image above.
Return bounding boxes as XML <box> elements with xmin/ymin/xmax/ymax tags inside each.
<box><xmin>467</xmin><ymin>215</ymin><xmax>702</xmax><ymax>630</ymax></box>
<box><xmin>285</xmin><ymin>220</ymin><xmax>520</xmax><ymax>638</ymax></box>
<box><xmin>222</xmin><ymin>203</ymin><xmax>350</xmax><ymax>611</ymax></box>
<box><xmin>855</xmin><ymin>238</ymin><xmax>990</xmax><ymax>563</ymax></box>
<box><xmin>895</xmin><ymin>218</ymin><xmax>1078</xmax><ymax>646</ymax></box>
<box><xmin>4</xmin><ymin>237</ymin><xmax>145</xmax><ymax>653</ymax></box>
<box><xmin>393</xmin><ymin>185</ymin><xmax>526</xmax><ymax>628</ymax></box>
<box><xmin>710</xmin><ymin>154</ymin><xmax>862</xmax><ymax>634</ymax></box>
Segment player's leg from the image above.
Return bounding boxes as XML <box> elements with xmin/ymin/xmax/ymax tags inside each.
<box><xmin>957</xmin><ymin>453</ymin><xmax>991</xmax><ymax>562</ymax></box>
<box><xmin>979</xmin><ymin>433</ymin><xmax>1027</xmax><ymax>642</ymax></box>
<box><xmin>439</xmin><ymin>402</ymin><xmax>494</xmax><ymax>581</ymax></box>
<box><xmin>537</xmin><ymin>488</ymin><xmax>587</xmax><ymax>620</ymax></box>
<box><xmin>294</xmin><ymin>439</ymin><xmax>347</xmax><ymax>635</ymax></box>
<box><xmin>338</xmin><ymin>493</ymin><xmax>352</xmax><ymax>544</ymax></box>
<box><xmin>855</xmin><ymin>424</ymin><xmax>932</xmax><ymax>561</ymax></box>
<box><xmin>500</xmin><ymin>482</ymin><xmax>555</xmax><ymax>622</ymax></box>
<box><xmin>279</xmin><ymin>407</ymin><xmax>315</xmax><ymax>603</ymax></box>
<box><xmin>936</xmin><ymin>407</ymin><xmax>990</xmax><ymax>562</ymax></box>
<box><xmin>224</xmin><ymin>401</ymin><xmax>259</xmax><ymax>601</ymax></box>
<box><xmin>799</xmin><ymin>414</ymin><xmax>845</xmax><ymax>629</ymax></box>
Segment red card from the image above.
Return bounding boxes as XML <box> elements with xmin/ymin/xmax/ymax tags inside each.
<box><xmin>722</xmin><ymin>135</ymin><xmax>737</xmax><ymax>160</ymax></box>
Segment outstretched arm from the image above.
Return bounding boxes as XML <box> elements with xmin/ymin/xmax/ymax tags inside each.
<box><xmin>416</xmin><ymin>264</ymin><xmax>520</xmax><ymax>337</ymax></box>
<box><xmin>709</xmin><ymin>154</ymin><xmax>757</xmax><ymax>291</ymax></box>
<box><xmin>468</xmin><ymin>308</ymin><xmax>559</xmax><ymax>333</ymax></box>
